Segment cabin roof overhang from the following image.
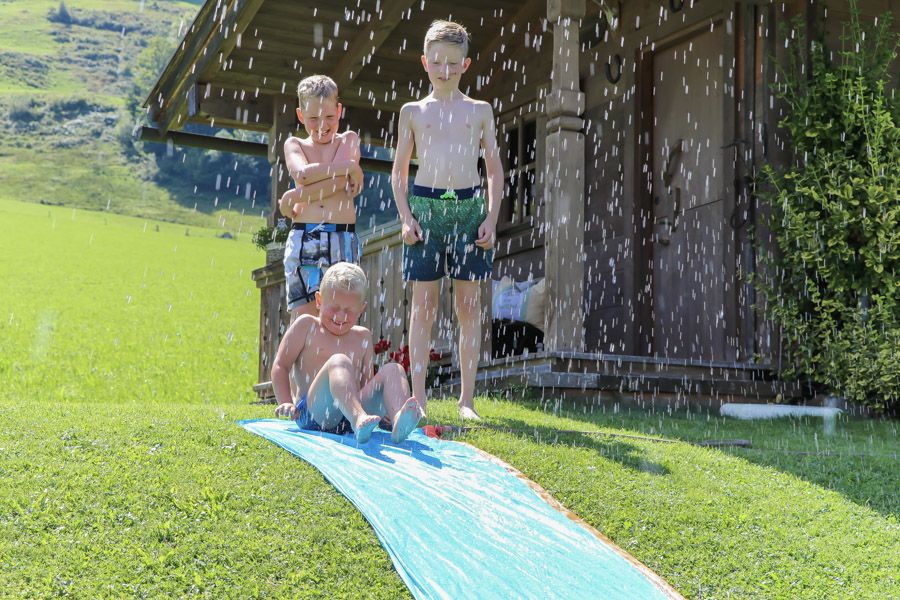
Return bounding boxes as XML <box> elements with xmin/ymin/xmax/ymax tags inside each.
<box><xmin>143</xmin><ymin>0</ymin><xmax>573</xmax><ymax>145</ymax></box>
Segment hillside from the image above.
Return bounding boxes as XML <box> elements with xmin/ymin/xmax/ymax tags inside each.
<box><xmin>0</xmin><ymin>0</ymin><xmax>268</xmax><ymax>234</ymax></box>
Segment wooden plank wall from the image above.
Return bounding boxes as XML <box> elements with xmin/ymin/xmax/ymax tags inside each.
<box><xmin>580</xmin><ymin>0</ymin><xmax>724</xmax><ymax>356</ymax></box>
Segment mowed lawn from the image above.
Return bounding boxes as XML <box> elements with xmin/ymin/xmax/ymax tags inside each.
<box><xmin>1</xmin><ymin>198</ymin><xmax>898</xmax><ymax>598</ymax></box>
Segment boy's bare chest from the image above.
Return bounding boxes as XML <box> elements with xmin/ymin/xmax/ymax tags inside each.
<box><xmin>300</xmin><ymin>138</ymin><xmax>341</xmax><ymax>163</ymax></box>
<box><xmin>413</xmin><ymin>107</ymin><xmax>480</xmax><ymax>146</ymax></box>
<box><xmin>300</xmin><ymin>330</ymin><xmax>365</xmax><ymax>371</ymax></box>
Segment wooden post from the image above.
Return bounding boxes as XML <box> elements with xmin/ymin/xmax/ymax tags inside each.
<box><xmin>250</xmin><ymin>93</ymin><xmax>297</xmax><ymax>400</ymax></box>
<box><xmin>269</xmin><ymin>93</ymin><xmax>296</xmax><ymax>226</ymax></box>
<box><xmin>544</xmin><ymin>0</ymin><xmax>586</xmax><ymax>352</ymax></box>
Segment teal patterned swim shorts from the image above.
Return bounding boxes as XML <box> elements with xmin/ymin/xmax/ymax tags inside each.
<box><xmin>402</xmin><ymin>185</ymin><xmax>494</xmax><ymax>282</ymax></box>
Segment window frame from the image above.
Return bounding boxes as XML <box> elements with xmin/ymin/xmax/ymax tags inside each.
<box><xmin>496</xmin><ymin>109</ymin><xmax>542</xmax><ymax>236</ymax></box>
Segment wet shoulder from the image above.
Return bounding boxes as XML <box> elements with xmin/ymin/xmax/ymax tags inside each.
<box><xmin>400</xmin><ymin>99</ymin><xmax>428</xmax><ymax>115</ymax></box>
<box><xmin>398</xmin><ymin>101</ymin><xmax>422</xmax><ymax>130</ymax></box>
<box><xmin>289</xmin><ymin>314</ymin><xmax>320</xmax><ymax>349</ymax></box>
<box><xmin>296</xmin><ymin>314</ymin><xmax>320</xmax><ymax>336</ymax></box>
<box><xmin>350</xmin><ymin>324</ymin><xmax>371</xmax><ymax>339</ymax></box>
<box><xmin>288</xmin><ymin>135</ymin><xmax>315</xmax><ymax>159</ymax></box>
<box><xmin>400</xmin><ymin>99</ymin><xmax>429</xmax><ymax>122</ymax></box>
<box><xmin>349</xmin><ymin>326</ymin><xmax>372</xmax><ymax>348</ymax></box>
<box><xmin>470</xmin><ymin>99</ymin><xmax>493</xmax><ymax>119</ymax></box>
<box><xmin>336</xmin><ymin>130</ymin><xmax>358</xmax><ymax>144</ymax></box>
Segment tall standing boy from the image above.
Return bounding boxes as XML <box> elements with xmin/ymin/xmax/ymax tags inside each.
<box><xmin>280</xmin><ymin>75</ymin><xmax>364</xmax><ymax>320</ymax></box>
<box><xmin>391</xmin><ymin>20</ymin><xmax>503</xmax><ymax>420</ymax></box>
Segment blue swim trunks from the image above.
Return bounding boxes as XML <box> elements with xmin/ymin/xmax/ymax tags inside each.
<box><xmin>294</xmin><ymin>394</ymin><xmax>353</xmax><ymax>435</ymax></box>
<box><xmin>284</xmin><ymin>223</ymin><xmax>362</xmax><ymax>311</ymax></box>
<box><xmin>402</xmin><ymin>185</ymin><xmax>494</xmax><ymax>282</ymax></box>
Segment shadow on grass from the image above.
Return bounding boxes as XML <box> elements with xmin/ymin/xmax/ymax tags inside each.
<box><xmin>720</xmin><ymin>447</ymin><xmax>899</xmax><ymax>520</ymax></box>
<box><xmin>478</xmin><ymin>415</ymin><xmax>671</xmax><ymax>477</ymax></box>
<box><xmin>525</xmin><ymin>398</ymin><xmax>900</xmax><ymax>520</ymax></box>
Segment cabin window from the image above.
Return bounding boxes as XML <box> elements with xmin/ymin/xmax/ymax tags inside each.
<box><xmin>499</xmin><ymin>116</ymin><xmax>538</xmax><ymax>229</ymax></box>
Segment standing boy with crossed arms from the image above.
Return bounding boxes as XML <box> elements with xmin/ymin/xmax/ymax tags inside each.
<box><xmin>392</xmin><ymin>20</ymin><xmax>504</xmax><ymax>421</ymax></box>
<box><xmin>279</xmin><ymin>75</ymin><xmax>364</xmax><ymax>320</ymax></box>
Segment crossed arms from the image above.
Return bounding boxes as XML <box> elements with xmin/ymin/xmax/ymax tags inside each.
<box><xmin>279</xmin><ymin>132</ymin><xmax>363</xmax><ymax>217</ymax></box>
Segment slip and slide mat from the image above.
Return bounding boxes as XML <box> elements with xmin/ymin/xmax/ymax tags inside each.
<box><xmin>239</xmin><ymin>419</ymin><xmax>683</xmax><ymax>600</ymax></box>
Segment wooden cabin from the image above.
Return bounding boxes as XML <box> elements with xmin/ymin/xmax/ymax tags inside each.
<box><xmin>143</xmin><ymin>0</ymin><xmax>899</xmax><ymax>405</ymax></box>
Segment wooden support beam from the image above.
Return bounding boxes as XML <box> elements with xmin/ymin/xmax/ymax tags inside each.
<box><xmin>329</xmin><ymin>0</ymin><xmax>418</xmax><ymax>90</ymax></box>
<box><xmin>269</xmin><ymin>93</ymin><xmax>296</xmax><ymax>226</ymax></box>
<box><xmin>467</xmin><ymin>0</ymin><xmax>546</xmax><ymax>95</ymax></box>
<box><xmin>543</xmin><ymin>0</ymin><xmax>586</xmax><ymax>353</ymax></box>
<box><xmin>253</xmin><ymin>3</ymin><xmax>347</xmax><ymax>23</ymax></box>
<box><xmin>212</xmin><ymin>71</ymin><xmax>303</xmax><ymax>98</ymax></box>
<box><xmin>140</xmin><ymin>124</ymin><xmax>397</xmax><ymax>173</ymax></box>
<box><xmin>190</xmin><ymin>83</ymin><xmax>274</xmax><ymax>132</ymax></box>
<box><xmin>139</xmin><ymin>125</ymin><xmax>267</xmax><ymax>156</ymax></box>
<box><xmin>145</xmin><ymin>0</ymin><xmax>223</xmax><ymax>125</ymax></box>
<box><xmin>211</xmin><ymin>71</ymin><xmax>415</xmax><ymax>113</ymax></box>
<box><xmin>156</xmin><ymin>0</ymin><xmax>267</xmax><ymax>135</ymax></box>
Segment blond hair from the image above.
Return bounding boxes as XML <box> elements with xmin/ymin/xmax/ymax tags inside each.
<box><xmin>296</xmin><ymin>74</ymin><xmax>338</xmax><ymax>108</ymax></box>
<box><xmin>320</xmin><ymin>262</ymin><xmax>367</xmax><ymax>301</ymax></box>
<box><xmin>424</xmin><ymin>19</ymin><xmax>469</xmax><ymax>57</ymax></box>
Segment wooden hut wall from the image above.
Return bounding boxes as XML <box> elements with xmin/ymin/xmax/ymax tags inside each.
<box><xmin>580</xmin><ymin>0</ymin><xmax>734</xmax><ymax>359</ymax></box>
<box><xmin>357</xmin><ymin>233</ymin><xmax>457</xmax><ymax>359</ymax></box>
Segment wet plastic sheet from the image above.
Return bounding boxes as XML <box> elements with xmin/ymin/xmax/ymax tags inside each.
<box><xmin>239</xmin><ymin>418</ymin><xmax>674</xmax><ymax>600</ymax></box>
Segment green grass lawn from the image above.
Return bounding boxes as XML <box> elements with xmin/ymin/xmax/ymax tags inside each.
<box><xmin>0</xmin><ymin>0</ymin><xmax>201</xmax><ymax>59</ymax></box>
<box><xmin>1</xmin><ymin>199</ymin><xmax>898</xmax><ymax>598</ymax></box>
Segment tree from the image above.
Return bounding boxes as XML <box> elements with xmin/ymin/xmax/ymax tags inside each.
<box><xmin>51</xmin><ymin>1</ymin><xmax>73</xmax><ymax>25</ymax></box>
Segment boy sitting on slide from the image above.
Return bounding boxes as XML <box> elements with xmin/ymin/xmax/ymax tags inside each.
<box><xmin>272</xmin><ymin>262</ymin><xmax>422</xmax><ymax>444</ymax></box>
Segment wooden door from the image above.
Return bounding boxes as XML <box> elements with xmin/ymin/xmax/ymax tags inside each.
<box><xmin>650</xmin><ymin>26</ymin><xmax>728</xmax><ymax>361</ymax></box>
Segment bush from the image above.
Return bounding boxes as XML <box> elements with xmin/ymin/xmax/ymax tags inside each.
<box><xmin>7</xmin><ymin>98</ymin><xmax>43</xmax><ymax>123</ymax></box>
<box><xmin>755</xmin><ymin>1</ymin><xmax>899</xmax><ymax>412</ymax></box>
<box><xmin>48</xmin><ymin>97</ymin><xmax>99</xmax><ymax>119</ymax></box>
<box><xmin>251</xmin><ymin>223</ymin><xmax>289</xmax><ymax>250</ymax></box>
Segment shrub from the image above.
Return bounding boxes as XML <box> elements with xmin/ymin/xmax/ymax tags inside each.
<box><xmin>48</xmin><ymin>97</ymin><xmax>98</xmax><ymax>119</ymax></box>
<box><xmin>251</xmin><ymin>223</ymin><xmax>289</xmax><ymax>250</ymax></box>
<box><xmin>755</xmin><ymin>1</ymin><xmax>899</xmax><ymax>412</ymax></box>
<box><xmin>7</xmin><ymin>98</ymin><xmax>43</xmax><ymax>123</ymax></box>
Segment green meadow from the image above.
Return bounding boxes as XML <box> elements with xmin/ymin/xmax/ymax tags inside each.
<box><xmin>1</xmin><ymin>198</ymin><xmax>898</xmax><ymax>598</ymax></box>
<box><xmin>0</xmin><ymin>0</ymin><xmax>266</xmax><ymax>233</ymax></box>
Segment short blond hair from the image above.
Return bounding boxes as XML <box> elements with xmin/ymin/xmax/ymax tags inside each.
<box><xmin>296</xmin><ymin>74</ymin><xmax>338</xmax><ymax>107</ymax></box>
<box><xmin>320</xmin><ymin>262</ymin><xmax>367</xmax><ymax>301</ymax></box>
<box><xmin>424</xmin><ymin>19</ymin><xmax>469</xmax><ymax>57</ymax></box>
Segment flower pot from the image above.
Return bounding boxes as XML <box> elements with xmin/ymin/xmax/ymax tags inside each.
<box><xmin>265</xmin><ymin>243</ymin><xmax>285</xmax><ymax>265</ymax></box>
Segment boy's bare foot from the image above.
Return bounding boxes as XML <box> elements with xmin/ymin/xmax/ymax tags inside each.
<box><xmin>353</xmin><ymin>414</ymin><xmax>380</xmax><ymax>443</ymax></box>
<box><xmin>458</xmin><ymin>406</ymin><xmax>481</xmax><ymax>421</ymax></box>
<box><xmin>391</xmin><ymin>398</ymin><xmax>423</xmax><ymax>443</ymax></box>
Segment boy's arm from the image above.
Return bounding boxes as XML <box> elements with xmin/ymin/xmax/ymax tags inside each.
<box><xmin>391</xmin><ymin>104</ymin><xmax>422</xmax><ymax>244</ymax></box>
<box><xmin>476</xmin><ymin>104</ymin><xmax>503</xmax><ymax>249</ymax></box>
<box><xmin>332</xmin><ymin>131</ymin><xmax>363</xmax><ymax>196</ymax></box>
<box><xmin>284</xmin><ymin>135</ymin><xmax>361</xmax><ymax>187</ymax></box>
<box><xmin>271</xmin><ymin>316</ymin><xmax>311</xmax><ymax>417</ymax></box>
<box><xmin>279</xmin><ymin>176</ymin><xmax>352</xmax><ymax>215</ymax></box>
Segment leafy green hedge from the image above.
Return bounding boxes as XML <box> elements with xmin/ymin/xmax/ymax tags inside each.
<box><xmin>756</xmin><ymin>3</ymin><xmax>899</xmax><ymax>412</ymax></box>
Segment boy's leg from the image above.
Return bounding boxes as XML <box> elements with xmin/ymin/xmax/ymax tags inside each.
<box><xmin>409</xmin><ymin>280</ymin><xmax>441</xmax><ymax>415</ymax></box>
<box><xmin>361</xmin><ymin>362</ymin><xmax>421</xmax><ymax>443</ymax></box>
<box><xmin>307</xmin><ymin>354</ymin><xmax>380</xmax><ymax>443</ymax></box>
<box><xmin>453</xmin><ymin>280</ymin><xmax>482</xmax><ymax>420</ymax></box>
